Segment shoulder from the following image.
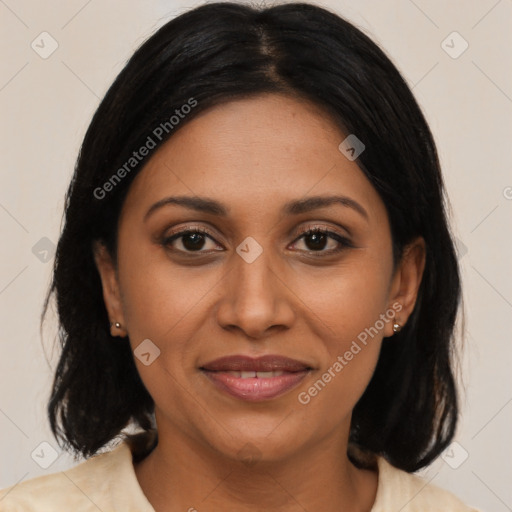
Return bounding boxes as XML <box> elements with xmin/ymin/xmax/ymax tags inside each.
<box><xmin>372</xmin><ymin>456</ymin><xmax>481</xmax><ymax>512</ymax></box>
<box><xmin>0</xmin><ymin>441</ymin><xmax>153</xmax><ymax>512</ymax></box>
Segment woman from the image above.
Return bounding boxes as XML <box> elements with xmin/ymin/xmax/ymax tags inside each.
<box><xmin>0</xmin><ymin>2</ymin><xmax>480</xmax><ymax>510</ymax></box>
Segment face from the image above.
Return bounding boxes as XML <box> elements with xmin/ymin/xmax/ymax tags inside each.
<box><xmin>95</xmin><ymin>93</ymin><xmax>425</xmax><ymax>464</ymax></box>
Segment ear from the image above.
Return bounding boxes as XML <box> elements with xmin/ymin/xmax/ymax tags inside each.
<box><xmin>92</xmin><ymin>241</ymin><xmax>127</xmax><ymax>338</ymax></box>
<box><xmin>384</xmin><ymin>236</ymin><xmax>426</xmax><ymax>337</ymax></box>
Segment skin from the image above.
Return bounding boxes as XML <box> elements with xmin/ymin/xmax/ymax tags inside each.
<box><xmin>94</xmin><ymin>93</ymin><xmax>426</xmax><ymax>512</ymax></box>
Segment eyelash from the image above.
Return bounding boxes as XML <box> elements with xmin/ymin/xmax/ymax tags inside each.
<box><xmin>161</xmin><ymin>225</ymin><xmax>353</xmax><ymax>257</ymax></box>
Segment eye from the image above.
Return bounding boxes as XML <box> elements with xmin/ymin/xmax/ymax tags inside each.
<box><xmin>161</xmin><ymin>227</ymin><xmax>222</xmax><ymax>254</ymax></box>
<box><xmin>290</xmin><ymin>226</ymin><xmax>353</xmax><ymax>255</ymax></box>
<box><xmin>161</xmin><ymin>225</ymin><xmax>353</xmax><ymax>256</ymax></box>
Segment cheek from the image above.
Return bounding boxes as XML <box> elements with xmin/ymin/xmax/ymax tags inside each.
<box><xmin>296</xmin><ymin>253</ymin><xmax>393</xmax><ymax>345</ymax></box>
<box><xmin>291</xmin><ymin>254</ymin><xmax>391</xmax><ymax>409</ymax></box>
<box><xmin>293</xmin><ymin>264</ymin><xmax>389</xmax><ymax>427</ymax></box>
<box><xmin>117</xmin><ymin>237</ymin><xmax>217</xmax><ymax>344</ymax></box>
<box><xmin>116</xmin><ymin>248</ymin><xmax>216</xmax><ymax>417</ymax></box>
<box><xmin>295</xmin><ymin>341</ymin><xmax>382</xmax><ymax>442</ymax></box>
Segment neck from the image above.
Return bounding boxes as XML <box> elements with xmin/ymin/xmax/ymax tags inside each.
<box><xmin>133</xmin><ymin>426</ymin><xmax>378</xmax><ymax>512</ymax></box>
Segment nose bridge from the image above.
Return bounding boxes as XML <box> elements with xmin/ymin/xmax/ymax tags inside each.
<box><xmin>216</xmin><ymin>236</ymin><xmax>294</xmax><ymax>337</ymax></box>
<box><xmin>233</xmin><ymin>237</ymin><xmax>277</xmax><ymax>305</ymax></box>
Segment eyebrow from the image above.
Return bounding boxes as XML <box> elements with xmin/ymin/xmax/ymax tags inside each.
<box><xmin>144</xmin><ymin>194</ymin><xmax>369</xmax><ymax>222</ymax></box>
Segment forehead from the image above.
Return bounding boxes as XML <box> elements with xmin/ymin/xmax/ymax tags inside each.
<box><xmin>121</xmin><ymin>93</ymin><xmax>386</xmax><ymax>224</ymax></box>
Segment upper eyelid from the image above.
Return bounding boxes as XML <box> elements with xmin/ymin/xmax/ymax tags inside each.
<box><xmin>163</xmin><ymin>224</ymin><xmax>349</xmax><ymax>248</ymax></box>
<box><xmin>164</xmin><ymin>223</ymin><xmax>346</xmax><ymax>238</ymax></box>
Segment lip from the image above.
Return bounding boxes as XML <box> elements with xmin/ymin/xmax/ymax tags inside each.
<box><xmin>200</xmin><ymin>355</ymin><xmax>313</xmax><ymax>402</ymax></box>
<box><xmin>200</xmin><ymin>355</ymin><xmax>312</xmax><ymax>372</ymax></box>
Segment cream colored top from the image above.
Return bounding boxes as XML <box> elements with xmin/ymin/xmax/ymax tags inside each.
<box><xmin>0</xmin><ymin>441</ymin><xmax>480</xmax><ymax>511</ymax></box>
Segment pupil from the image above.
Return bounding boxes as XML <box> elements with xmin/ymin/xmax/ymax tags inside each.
<box><xmin>306</xmin><ymin>232</ymin><xmax>326</xmax><ymax>251</ymax></box>
<box><xmin>183</xmin><ymin>233</ymin><xmax>205</xmax><ymax>251</ymax></box>
<box><xmin>181</xmin><ymin>232</ymin><xmax>328</xmax><ymax>252</ymax></box>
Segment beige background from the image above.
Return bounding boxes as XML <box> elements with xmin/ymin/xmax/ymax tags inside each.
<box><xmin>1</xmin><ymin>0</ymin><xmax>511</xmax><ymax>510</ymax></box>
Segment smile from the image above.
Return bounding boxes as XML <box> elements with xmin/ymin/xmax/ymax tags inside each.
<box><xmin>201</xmin><ymin>369</ymin><xmax>311</xmax><ymax>401</ymax></box>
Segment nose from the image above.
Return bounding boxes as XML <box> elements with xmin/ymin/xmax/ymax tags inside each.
<box><xmin>215</xmin><ymin>245</ymin><xmax>296</xmax><ymax>340</ymax></box>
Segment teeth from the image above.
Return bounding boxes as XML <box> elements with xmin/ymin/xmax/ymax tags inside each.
<box><xmin>256</xmin><ymin>371</ymin><xmax>274</xmax><ymax>378</ymax></box>
<box><xmin>225</xmin><ymin>371</ymin><xmax>242</xmax><ymax>377</ymax></box>
<box><xmin>225</xmin><ymin>370</ymin><xmax>286</xmax><ymax>378</ymax></box>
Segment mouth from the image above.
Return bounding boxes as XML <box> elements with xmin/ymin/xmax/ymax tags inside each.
<box><xmin>199</xmin><ymin>355</ymin><xmax>313</xmax><ymax>402</ymax></box>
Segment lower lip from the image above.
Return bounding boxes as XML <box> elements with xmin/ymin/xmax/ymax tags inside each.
<box><xmin>201</xmin><ymin>370</ymin><xmax>310</xmax><ymax>401</ymax></box>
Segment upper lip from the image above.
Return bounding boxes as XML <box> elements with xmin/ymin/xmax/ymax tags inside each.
<box><xmin>200</xmin><ymin>355</ymin><xmax>312</xmax><ymax>372</ymax></box>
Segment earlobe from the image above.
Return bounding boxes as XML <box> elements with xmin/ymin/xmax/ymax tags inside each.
<box><xmin>92</xmin><ymin>241</ymin><xmax>127</xmax><ymax>338</ymax></box>
<box><xmin>386</xmin><ymin>237</ymin><xmax>426</xmax><ymax>337</ymax></box>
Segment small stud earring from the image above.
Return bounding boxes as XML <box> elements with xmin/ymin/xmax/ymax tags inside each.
<box><xmin>393</xmin><ymin>321</ymin><xmax>402</xmax><ymax>333</ymax></box>
<box><xmin>110</xmin><ymin>321</ymin><xmax>122</xmax><ymax>329</ymax></box>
